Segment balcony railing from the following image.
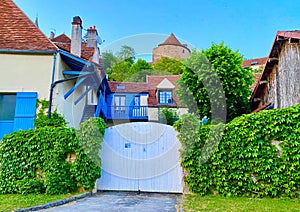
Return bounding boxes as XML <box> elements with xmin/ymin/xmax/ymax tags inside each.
<box><xmin>107</xmin><ymin>106</ymin><xmax>148</xmax><ymax>120</ymax></box>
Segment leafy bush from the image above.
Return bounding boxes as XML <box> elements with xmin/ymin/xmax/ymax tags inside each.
<box><xmin>159</xmin><ymin>108</ymin><xmax>179</xmax><ymax>126</ymax></box>
<box><xmin>34</xmin><ymin>111</ymin><xmax>66</xmax><ymax>128</ymax></box>
<box><xmin>175</xmin><ymin>104</ymin><xmax>300</xmax><ymax>198</ymax></box>
<box><xmin>0</xmin><ymin>117</ymin><xmax>106</xmax><ymax>195</ymax></box>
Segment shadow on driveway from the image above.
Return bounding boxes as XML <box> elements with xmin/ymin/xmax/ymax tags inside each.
<box><xmin>42</xmin><ymin>191</ymin><xmax>182</xmax><ymax>212</ymax></box>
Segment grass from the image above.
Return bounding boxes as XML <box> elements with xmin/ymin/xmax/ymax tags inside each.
<box><xmin>0</xmin><ymin>193</ymin><xmax>82</xmax><ymax>212</ymax></box>
<box><xmin>183</xmin><ymin>194</ymin><xmax>300</xmax><ymax>212</ymax></box>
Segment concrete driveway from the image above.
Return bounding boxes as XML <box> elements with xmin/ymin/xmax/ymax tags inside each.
<box><xmin>41</xmin><ymin>192</ymin><xmax>182</xmax><ymax>212</ymax></box>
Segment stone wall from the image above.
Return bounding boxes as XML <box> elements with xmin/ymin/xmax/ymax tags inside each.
<box><xmin>152</xmin><ymin>45</ymin><xmax>190</xmax><ymax>63</ymax></box>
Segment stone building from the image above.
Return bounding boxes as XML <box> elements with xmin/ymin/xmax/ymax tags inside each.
<box><xmin>152</xmin><ymin>33</ymin><xmax>190</xmax><ymax>63</ymax></box>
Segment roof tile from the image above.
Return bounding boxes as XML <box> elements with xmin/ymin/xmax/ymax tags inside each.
<box><xmin>51</xmin><ymin>34</ymin><xmax>95</xmax><ymax>61</ymax></box>
<box><xmin>0</xmin><ymin>0</ymin><xmax>57</xmax><ymax>51</ymax></box>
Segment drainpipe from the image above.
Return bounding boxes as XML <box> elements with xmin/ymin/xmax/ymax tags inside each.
<box><xmin>48</xmin><ymin>76</ymin><xmax>80</xmax><ymax>118</ymax></box>
<box><xmin>48</xmin><ymin>52</ymin><xmax>57</xmax><ymax>118</ymax></box>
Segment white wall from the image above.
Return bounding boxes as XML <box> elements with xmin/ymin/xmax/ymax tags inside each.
<box><xmin>51</xmin><ymin>54</ymin><xmax>86</xmax><ymax>128</ymax></box>
<box><xmin>0</xmin><ymin>53</ymin><xmax>54</xmax><ymax>99</ymax></box>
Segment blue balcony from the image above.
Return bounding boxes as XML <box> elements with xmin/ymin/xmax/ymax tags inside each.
<box><xmin>107</xmin><ymin>106</ymin><xmax>148</xmax><ymax>120</ymax></box>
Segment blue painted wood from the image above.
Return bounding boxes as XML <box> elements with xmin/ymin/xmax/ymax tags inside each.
<box><xmin>74</xmin><ymin>84</ymin><xmax>97</xmax><ymax>105</ymax></box>
<box><xmin>95</xmin><ymin>92</ymin><xmax>103</xmax><ymax>117</ymax></box>
<box><xmin>106</xmin><ymin>93</ymin><xmax>148</xmax><ymax>120</ymax></box>
<box><xmin>13</xmin><ymin>92</ymin><xmax>37</xmax><ymax>132</ymax></box>
<box><xmin>106</xmin><ymin>106</ymin><xmax>148</xmax><ymax>120</ymax></box>
<box><xmin>62</xmin><ymin>70</ymin><xmax>90</xmax><ymax>75</ymax></box>
<box><xmin>64</xmin><ymin>76</ymin><xmax>87</xmax><ymax>99</ymax></box>
<box><xmin>0</xmin><ymin>121</ymin><xmax>14</xmax><ymax>140</ymax></box>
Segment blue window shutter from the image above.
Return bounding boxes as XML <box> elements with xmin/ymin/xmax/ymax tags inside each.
<box><xmin>13</xmin><ymin>92</ymin><xmax>38</xmax><ymax>132</ymax></box>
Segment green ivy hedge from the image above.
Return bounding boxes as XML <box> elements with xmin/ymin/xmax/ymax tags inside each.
<box><xmin>0</xmin><ymin>117</ymin><xmax>106</xmax><ymax>195</ymax></box>
<box><xmin>174</xmin><ymin>104</ymin><xmax>300</xmax><ymax>198</ymax></box>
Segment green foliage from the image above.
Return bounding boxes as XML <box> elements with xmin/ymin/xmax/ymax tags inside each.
<box><xmin>107</xmin><ymin>60</ymin><xmax>133</xmax><ymax>81</ymax></box>
<box><xmin>0</xmin><ymin>117</ymin><xmax>106</xmax><ymax>195</ymax></box>
<box><xmin>178</xmin><ymin>44</ymin><xmax>254</xmax><ymax>122</ymax></box>
<box><xmin>107</xmin><ymin>58</ymin><xmax>153</xmax><ymax>82</ymax></box>
<box><xmin>176</xmin><ymin>104</ymin><xmax>300</xmax><ymax>198</ymax></box>
<box><xmin>152</xmin><ymin>57</ymin><xmax>185</xmax><ymax>74</ymax></box>
<box><xmin>102</xmin><ymin>50</ymin><xmax>118</xmax><ymax>72</ymax></box>
<box><xmin>34</xmin><ymin>110</ymin><xmax>66</xmax><ymax>128</ymax></box>
<box><xmin>117</xmin><ymin>45</ymin><xmax>135</xmax><ymax>63</ymax></box>
<box><xmin>35</xmin><ymin>99</ymin><xmax>66</xmax><ymax>128</ymax></box>
<box><xmin>159</xmin><ymin>108</ymin><xmax>179</xmax><ymax>126</ymax></box>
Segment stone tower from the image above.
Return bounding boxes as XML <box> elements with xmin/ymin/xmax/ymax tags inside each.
<box><xmin>152</xmin><ymin>33</ymin><xmax>190</xmax><ymax>63</ymax></box>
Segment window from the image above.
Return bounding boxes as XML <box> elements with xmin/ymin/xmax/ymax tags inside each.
<box><xmin>159</xmin><ymin>90</ymin><xmax>173</xmax><ymax>104</ymax></box>
<box><xmin>114</xmin><ymin>95</ymin><xmax>126</xmax><ymax>112</ymax></box>
<box><xmin>0</xmin><ymin>94</ymin><xmax>16</xmax><ymax>120</ymax></box>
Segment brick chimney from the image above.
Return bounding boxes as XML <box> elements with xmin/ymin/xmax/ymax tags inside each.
<box><xmin>71</xmin><ymin>16</ymin><xmax>82</xmax><ymax>57</ymax></box>
<box><xmin>86</xmin><ymin>26</ymin><xmax>98</xmax><ymax>48</ymax></box>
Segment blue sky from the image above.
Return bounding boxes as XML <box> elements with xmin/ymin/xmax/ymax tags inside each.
<box><xmin>14</xmin><ymin>0</ymin><xmax>300</xmax><ymax>60</ymax></box>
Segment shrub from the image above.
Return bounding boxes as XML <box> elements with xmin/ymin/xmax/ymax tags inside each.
<box><xmin>159</xmin><ymin>108</ymin><xmax>179</xmax><ymax>126</ymax></box>
<box><xmin>0</xmin><ymin>117</ymin><xmax>106</xmax><ymax>195</ymax></box>
<box><xmin>176</xmin><ymin>104</ymin><xmax>300</xmax><ymax>198</ymax></box>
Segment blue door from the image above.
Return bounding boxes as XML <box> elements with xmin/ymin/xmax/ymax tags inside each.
<box><xmin>0</xmin><ymin>92</ymin><xmax>37</xmax><ymax>140</ymax></box>
<box><xmin>13</xmin><ymin>92</ymin><xmax>38</xmax><ymax>131</ymax></box>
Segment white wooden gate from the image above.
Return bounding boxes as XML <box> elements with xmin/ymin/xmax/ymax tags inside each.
<box><xmin>97</xmin><ymin>122</ymin><xmax>183</xmax><ymax>193</ymax></box>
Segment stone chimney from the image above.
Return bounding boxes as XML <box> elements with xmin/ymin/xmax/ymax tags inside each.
<box><xmin>71</xmin><ymin>16</ymin><xmax>82</xmax><ymax>57</ymax></box>
<box><xmin>86</xmin><ymin>26</ymin><xmax>98</xmax><ymax>48</ymax></box>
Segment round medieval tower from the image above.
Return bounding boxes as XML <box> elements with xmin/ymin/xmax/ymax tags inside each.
<box><xmin>152</xmin><ymin>33</ymin><xmax>190</xmax><ymax>63</ymax></box>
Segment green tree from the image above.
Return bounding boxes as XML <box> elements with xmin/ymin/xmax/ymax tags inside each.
<box><xmin>102</xmin><ymin>51</ymin><xmax>118</xmax><ymax>72</ymax></box>
<box><xmin>117</xmin><ymin>45</ymin><xmax>135</xmax><ymax>63</ymax></box>
<box><xmin>177</xmin><ymin>43</ymin><xmax>254</xmax><ymax>122</ymax></box>
<box><xmin>152</xmin><ymin>57</ymin><xmax>185</xmax><ymax>75</ymax></box>
<box><xmin>127</xmin><ymin>59</ymin><xmax>153</xmax><ymax>82</ymax></box>
<box><xmin>107</xmin><ymin>60</ymin><xmax>132</xmax><ymax>81</ymax></box>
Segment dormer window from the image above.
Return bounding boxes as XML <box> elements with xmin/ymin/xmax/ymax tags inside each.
<box><xmin>251</xmin><ymin>61</ymin><xmax>258</xmax><ymax>65</ymax></box>
<box><xmin>159</xmin><ymin>90</ymin><xmax>173</xmax><ymax>104</ymax></box>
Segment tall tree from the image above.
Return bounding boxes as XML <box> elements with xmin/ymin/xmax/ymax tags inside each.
<box><xmin>117</xmin><ymin>45</ymin><xmax>135</xmax><ymax>63</ymax></box>
<box><xmin>152</xmin><ymin>57</ymin><xmax>185</xmax><ymax>75</ymax></box>
<box><xmin>107</xmin><ymin>60</ymin><xmax>132</xmax><ymax>81</ymax></box>
<box><xmin>177</xmin><ymin>43</ymin><xmax>254</xmax><ymax>122</ymax></box>
<box><xmin>102</xmin><ymin>51</ymin><xmax>118</xmax><ymax>72</ymax></box>
<box><xmin>127</xmin><ymin>59</ymin><xmax>153</xmax><ymax>82</ymax></box>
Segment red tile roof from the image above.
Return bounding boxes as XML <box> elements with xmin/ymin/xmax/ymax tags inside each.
<box><xmin>51</xmin><ymin>34</ymin><xmax>71</xmax><ymax>43</ymax></box>
<box><xmin>108</xmin><ymin>82</ymin><xmax>148</xmax><ymax>93</ymax></box>
<box><xmin>51</xmin><ymin>34</ymin><xmax>94</xmax><ymax>61</ymax></box>
<box><xmin>158</xmin><ymin>33</ymin><xmax>189</xmax><ymax>50</ymax></box>
<box><xmin>147</xmin><ymin>75</ymin><xmax>181</xmax><ymax>106</ymax></box>
<box><xmin>242</xmin><ymin>57</ymin><xmax>267</xmax><ymax>67</ymax></box>
<box><xmin>0</xmin><ymin>0</ymin><xmax>57</xmax><ymax>51</ymax></box>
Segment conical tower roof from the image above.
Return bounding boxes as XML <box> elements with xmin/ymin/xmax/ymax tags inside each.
<box><xmin>159</xmin><ymin>33</ymin><xmax>183</xmax><ymax>46</ymax></box>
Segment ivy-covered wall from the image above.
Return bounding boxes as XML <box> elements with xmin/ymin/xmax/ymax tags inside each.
<box><xmin>175</xmin><ymin>104</ymin><xmax>300</xmax><ymax>197</ymax></box>
<box><xmin>0</xmin><ymin>117</ymin><xmax>106</xmax><ymax>195</ymax></box>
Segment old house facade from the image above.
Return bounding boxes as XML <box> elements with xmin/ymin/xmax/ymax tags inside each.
<box><xmin>0</xmin><ymin>0</ymin><xmax>108</xmax><ymax>139</ymax></box>
<box><xmin>251</xmin><ymin>31</ymin><xmax>300</xmax><ymax>111</ymax></box>
<box><xmin>106</xmin><ymin>75</ymin><xmax>187</xmax><ymax>123</ymax></box>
